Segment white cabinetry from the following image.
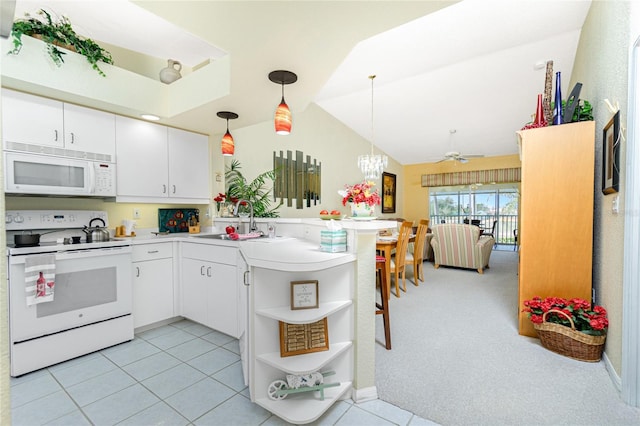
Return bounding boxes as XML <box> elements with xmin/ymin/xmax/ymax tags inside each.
<box><xmin>243</xmin><ymin>240</ymin><xmax>355</xmax><ymax>424</ymax></box>
<box><xmin>115</xmin><ymin>116</ymin><xmax>210</xmax><ymax>204</ymax></box>
<box><xmin>181</xmin><ymin>242</ymin><xmax>239</xmax><ymax>338</ymax></box>
<box><xmin>2</xmin><ymin>89</ymin><xmax>116</xmax><ymax>159</ymax></box>
<box><xmin>132</xmin><ymin>243</ymin><xmax>174</xmax><ymax>329</ymax></box>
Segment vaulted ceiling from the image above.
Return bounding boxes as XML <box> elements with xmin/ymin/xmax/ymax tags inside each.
<box><xmin>12</xmin><ymin>0</ymin><xmax>592</xmax><ymax>165</ymax></box>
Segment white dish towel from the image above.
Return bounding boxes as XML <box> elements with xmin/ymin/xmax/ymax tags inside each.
<box><xmin>24</xmin><ymin>254</ymin><xmax>56</xmax><ymax>306</ymax></box>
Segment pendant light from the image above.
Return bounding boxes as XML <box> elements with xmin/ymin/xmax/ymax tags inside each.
<box><xmin>217</xmin><ymin>111</ymin><xmax>238</xmax><ymax>156</ymax></box>
<box><xmin>358</xmin><ymin>75</ymin><xmax>388</xmax><ymax>179</ymax></box>
<box><xmin>268</xmin><ymin>70</ymin><xmax>297</xmax><ymax>135</ymax></box>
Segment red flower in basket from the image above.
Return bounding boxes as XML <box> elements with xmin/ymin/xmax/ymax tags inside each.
<box><xmin>522</xmin><ymin>296</ymin><xmax>608</xmax><ymax>336</ymax></box>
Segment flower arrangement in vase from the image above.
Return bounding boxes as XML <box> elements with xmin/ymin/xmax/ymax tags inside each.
<box><xmin>339</xmin><ymin>181</ymin><xmax>381</xmax><ymax>218</ymax></box>
<box><xmin>8</xmin><ymin>9</ymin><xmax>114</xmax><ymax>77</ymax></box>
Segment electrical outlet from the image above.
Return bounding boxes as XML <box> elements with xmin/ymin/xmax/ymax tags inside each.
<box><xmin>133</xmin><ymin>208</ymin><xmax>141</xmax><ymax>219</ymax></box>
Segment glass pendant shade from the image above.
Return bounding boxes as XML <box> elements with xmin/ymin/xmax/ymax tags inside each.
<box><xmin>274</xmin><ymin>97</ymin><xmax>292</xmax><ymax>135</ymax></box>
<box><xmin>268</xmin><ymin>70</ymin><xmax>297</xmax><ymax>136</ymax></box>
<box><xmin>221</xmin><ymin>130</ymin><xmax>234</xmax><ymax>156</ymax></box>
<box><xmin>216</xmin><ymin>111</ymin><xmax>238</xmax><ymax>157</ymax></box>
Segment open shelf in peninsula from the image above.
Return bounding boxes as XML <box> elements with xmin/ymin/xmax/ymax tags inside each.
<box><xmin>256</xmin><ymin>381</ymin><xmax>352</xmax><ymax>425</ymax></box>
<box><xmin>256</xmin><ymin>300</ymin><xmax>352</xmax><ymax>324</ymax></box>
<box><xmin>243</xmin><ymin>237</ymin><xmax>355</xmax><ymax>424</ymax></box>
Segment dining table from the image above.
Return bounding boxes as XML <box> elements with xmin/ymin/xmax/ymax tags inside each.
<box><xmin>376</xmin><ymin>234</ymin><xmax>415</xmax><ymax>296</ymax></box>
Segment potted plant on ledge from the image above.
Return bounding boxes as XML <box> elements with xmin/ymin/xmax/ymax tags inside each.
<box><xmin>522</xmin><ymin>296</ymin><xmax>608</xmax><ymax>362</ymax></box>
<box><xmin>8</xmin><ymin>9</ymin><xmax>114</xmax><ymax>77</ymax></box>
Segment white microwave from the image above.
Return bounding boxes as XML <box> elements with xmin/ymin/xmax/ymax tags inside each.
<box><xmin>4</xmin><ymin>152</ymin><xmax>116</xmax><ymax>197</ymax></box>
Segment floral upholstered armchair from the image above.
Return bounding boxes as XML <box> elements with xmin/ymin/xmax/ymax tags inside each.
<box><xmin>430</xmin><ymin>223</ymin><xmax>494</xmax><ymax>274</ymax></box>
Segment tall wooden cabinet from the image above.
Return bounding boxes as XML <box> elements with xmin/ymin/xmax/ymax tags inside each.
<box><xmin>517</xmin><ymin>121</ymin><xmax>595</xmax><ymax>337</ymax></box>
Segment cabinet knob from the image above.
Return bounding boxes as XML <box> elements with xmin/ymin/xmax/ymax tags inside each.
<box><xmin>200</xmin><ymin>265</ymin><xmax>205</xmax><ymax>276</ymax></box>
<box><xmin>163</xmin><ymin>184</ymin><xmax>167</xmax><ymax>194</ymax></box>
<box><xmin>70</xmin><ymin>132</ymin><xmax>75</xmax><ymax>144</ymax></box>
<box><xmin>136</xmin><ymin>266</ymin><xmax>140</xmax><ymax>277</ymax></box>
<box><xmin>172</xmin><ymin>185</ymin><xmax>176</xmax><ymax>194</ymax></box>
<box><xmin>206</xmin><ymin>266</ymin><xmax>212</xmax><ymax>277</ymax></box>
<box><xmin>54</xmin><ymin>129</ymin><xmax>58</xmax><ymax>142</ymax></box>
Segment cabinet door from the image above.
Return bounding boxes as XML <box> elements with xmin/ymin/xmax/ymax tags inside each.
<box><xmin>181</xmin><ymin>258</ymin><xmax>208</xmax><ymax>326</ymax></box>
<box><xmin>2</xmin><ymin>89</ymin><xmax>64</xmax><ymax>148</ymax></box>
<box><xmin>63</xmin><ymin>103</ymin><xmax>116</xmax><ymax>159</ymax></box>
<box><xmin>132</xmin><ymin>258</ymin><xmax>173</xmax><ymax>328</ymax></box>
<box><xmin>167</xmin><ymin>128</ymin><xmax>209</xmax><ymax>199</ymax></box>
<box><xmin>209</xmin><ymin>262</ymin><xmax>238</xmax><ymax>338</ymax></box>
<box><xmin>115</xmin><ymin>116</ymin><xmax>168</xmax><ymax>197</ymax></box>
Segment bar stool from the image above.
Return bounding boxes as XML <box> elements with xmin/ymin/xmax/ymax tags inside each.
<box><xmin>375</xmin><ymin>255</ymin><xmax>391</xmax><ymax>350</ymax></box>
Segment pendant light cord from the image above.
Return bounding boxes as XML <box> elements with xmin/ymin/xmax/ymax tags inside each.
<box><xmin>370</xmin><ymin>74</ymin><xmax>376</xmax><ymax>156</ymax></box>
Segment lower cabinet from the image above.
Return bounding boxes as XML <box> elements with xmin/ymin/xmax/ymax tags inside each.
<box><xmin>181</xmin><ymin>243</ymin><xmax>239</xmax><ymax>338</ymax></box>
<box><xmin>132</xmin><ymin>243</ymin><xmax>174</xmax><ymax>329</ymax></box>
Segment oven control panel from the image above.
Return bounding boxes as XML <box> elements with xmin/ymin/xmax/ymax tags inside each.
<box><xmin>5</xmin><ymin>210</ymin><xmax>109</xmax><ymax>230</ymax></box>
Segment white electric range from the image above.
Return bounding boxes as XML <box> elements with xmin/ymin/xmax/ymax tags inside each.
<box><xmin>6</xmin><ymin>210</ymin><xmax>133</xmax><ymax>376</ymax></box>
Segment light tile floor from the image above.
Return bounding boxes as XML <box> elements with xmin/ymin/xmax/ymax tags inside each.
<box><xmin>10</xmin><ymin>319</ymin><xmax>438</xmax><ymax>425</ymax></box>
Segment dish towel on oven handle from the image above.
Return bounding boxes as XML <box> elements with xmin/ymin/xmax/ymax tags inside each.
<box><xmin>24</xmin><ymin>254</ymin><xmax>56</xmax><ymax>306</ymax></box>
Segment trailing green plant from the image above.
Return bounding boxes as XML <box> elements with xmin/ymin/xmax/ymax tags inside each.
<box><xmin>8</xmin><ymin>9</ymin><xmax>114</xmax><ymax>77</ymax></box>
<box><xmin>225</xmin><ymin>159</ymin><xmax>283</xmax><ymax>218</ymax></box>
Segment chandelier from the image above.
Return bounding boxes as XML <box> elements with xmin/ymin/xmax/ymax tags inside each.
<box><xmin>358</xmin><ymin>75</ymin><xmax>387</xmax><ymax>179</ymax></box>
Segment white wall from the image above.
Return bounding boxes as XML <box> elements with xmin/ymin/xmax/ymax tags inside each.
<box><xmin>570</xmin><ymin>0</ymin><xmax>630</xmax><ymax>377</ymax></box>
<box><xmin>216</xmin><ymin>102</ymin><xmax>403</xmax><ymax>219</ymax></box>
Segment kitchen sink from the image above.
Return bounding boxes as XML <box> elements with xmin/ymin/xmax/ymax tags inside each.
<box><xmin>191</xmin><ymin>234</ymin><xmax>233</xmax><ymax>240</ymax></box>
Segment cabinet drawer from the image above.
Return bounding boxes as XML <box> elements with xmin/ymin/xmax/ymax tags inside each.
<box><xmin>182</xmin><ymin>243</ymin><xmax>236</xmax><ymax>265</ymax></box>
<box><xmin>132</xmin><ymin>243</ymin><xmax>173</xmax><ymax>262</ymax></box>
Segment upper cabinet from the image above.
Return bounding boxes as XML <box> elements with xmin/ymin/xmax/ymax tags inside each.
<box><xmin>2</xmin><ymin>89</ymin><xmax>116</xmax><ymax>160</ymax></box>
<box><xmin>115</xmin><ymin>116</ymin><xmax>210</xmax><ymax>204</ymax></box>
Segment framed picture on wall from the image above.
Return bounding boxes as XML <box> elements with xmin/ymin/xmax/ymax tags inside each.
<box><xmin>602</xmin><ymin>110</ymin><xmax>620</xmax><ymax>194</ymax></box>
<box><xmin>382</xmin><ymin>172</ymin><xmax>396</xmax><ymax>213</ymax></box>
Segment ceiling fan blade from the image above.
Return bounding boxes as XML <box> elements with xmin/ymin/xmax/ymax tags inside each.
<box><xmin>463</xmin><ymin>154</ymin><xmax>484</xmax><ymax>158</ymax></box>
<box><xmin>459</xmin><ymin>157</ymin><xmax>469</xmax><ymax>164</ymax></box>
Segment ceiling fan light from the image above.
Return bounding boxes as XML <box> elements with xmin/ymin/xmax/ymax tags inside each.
<box><xmin>221</xmin><ymin>131</ymin><xmax>234</xmax><ymax>156</ymax></box>
<box><xmin>274</xmin><ymin>99</ymin><xmax>292</xmax><ymax>135</ymax></box>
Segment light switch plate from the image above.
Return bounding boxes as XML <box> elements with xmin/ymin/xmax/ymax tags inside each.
<box><xmin>133</xmin><ymin>208</ymin><xmax>141</xmax><ymax>219</ymax></box>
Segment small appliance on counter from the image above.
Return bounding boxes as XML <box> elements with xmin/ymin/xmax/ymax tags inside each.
<box><xmin>158</xmin><ymin>208</ymin><xmax>199</xmax><ymax>233</ymax></box>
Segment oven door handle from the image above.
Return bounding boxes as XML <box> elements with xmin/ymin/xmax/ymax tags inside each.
<box><xmin>55</xmin><ymin>247</ymin><xmax>132</xmax><ymax>260</ymax></box>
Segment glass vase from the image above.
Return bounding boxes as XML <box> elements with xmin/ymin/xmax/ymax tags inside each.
<box><xmin>553</xmin><ymin>72</ymin><xmax>563</xmax><ymax>125</ymax></box>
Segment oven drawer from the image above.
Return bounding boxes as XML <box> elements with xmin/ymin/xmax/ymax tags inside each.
<box><xmin>132</xmin><ymin>242</ymin><xmax>173</xmax><ymax>262</ymax></box>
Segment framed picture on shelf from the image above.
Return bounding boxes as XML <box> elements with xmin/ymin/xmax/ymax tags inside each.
<box><xmin>602</xmin><ymin>110</ymin><xmax>620</xmax><ymax>194</ymax></box>
<box><xmin>382</xmin><ymin>172</ymin><xmax>396</xmax><ymax>213</ymax></box>
<box><xmin>279</xmin><ymin>318</ymin><xmax>329</xmax><ymax>357</ymax></box>
<box><xmin>290</xmin><ymin>280</ymin><xmax>319</xmax><ymax>310</ymax></box>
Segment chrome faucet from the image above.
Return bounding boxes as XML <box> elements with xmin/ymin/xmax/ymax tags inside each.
<box><xmin>233</xmin><ymin>199</ymin><xmax>258</xmax><ymax>233</ymax></box>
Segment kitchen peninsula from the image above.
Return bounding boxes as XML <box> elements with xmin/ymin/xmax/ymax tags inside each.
<box><xmin>133</xmin><ymin>217</ymin><xmax>394</xmax><ymax>424</ymax></box>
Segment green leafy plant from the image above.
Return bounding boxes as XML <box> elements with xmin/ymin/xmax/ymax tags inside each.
<box><xmin>225</xmin><ymin>159</ymin><xmax>282</xmax><ymax>218</ymax></box>
<box><xmin>8</xmin><ymin>9</ymin><xmax>114</xmax><ymax>77</ymax></box>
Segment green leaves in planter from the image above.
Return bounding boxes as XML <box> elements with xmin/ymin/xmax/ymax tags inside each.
<box><xmin>225</xmin><ymin>159</ymin><xmax>283</xmax><ymax>218</ymax></box>
<box><xmin>9</xmin><ymin>9</ymin><xmax>114</xmax><ymax>77</ymax></box>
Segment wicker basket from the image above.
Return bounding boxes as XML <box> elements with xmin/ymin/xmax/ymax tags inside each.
<box><xmin>533</xmin><ymin>309</ymin><xmax>606</xmax><ymax>362</ymax></box>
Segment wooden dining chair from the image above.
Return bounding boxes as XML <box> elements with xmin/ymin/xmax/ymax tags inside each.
<box><xmin>406</xmin><ymin>219</ymin><xmax>429</xmax><ymax>283</ymax></box>
<box><xmin>390</xmin><ymin>221</ymin><xmax>413</xmax><ymax>297</ymax></box>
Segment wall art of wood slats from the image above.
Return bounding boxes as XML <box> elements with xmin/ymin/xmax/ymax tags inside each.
<box><xmin>273</xmin><ymin>150</ymin><xmax>322</xmax><ymax>209</ymax></box>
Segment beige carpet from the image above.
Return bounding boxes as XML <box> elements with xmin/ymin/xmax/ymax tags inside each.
<box><xmin>374</xmin><ymin>250</ymin><xmax>640</xmax><ymax>426</ymax></box>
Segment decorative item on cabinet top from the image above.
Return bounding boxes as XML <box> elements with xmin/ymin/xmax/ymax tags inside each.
<box><xmin>159</xmin><ymin>59</ymin><xmax>182</xmax><ymax>84</ymax></box>
<box><xmin>273</xmin><ymin>150</ymin><xmax>321</xmax><ymax>209</ymax></box>
<box><xmin>158</xmin><ymin>208</ymin><xmax>199</xmax><ymax>233</ymax></box>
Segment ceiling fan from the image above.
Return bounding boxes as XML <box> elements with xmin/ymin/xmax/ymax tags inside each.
<box><xmin>436</xmin><ymin>151</ymin><xmax>485</xmax><ymax>164</ymax></box>
<box><xmin>435</xmin><ymin>129</ymin><xmax>484</xmax><ymax>163</ymax></box>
